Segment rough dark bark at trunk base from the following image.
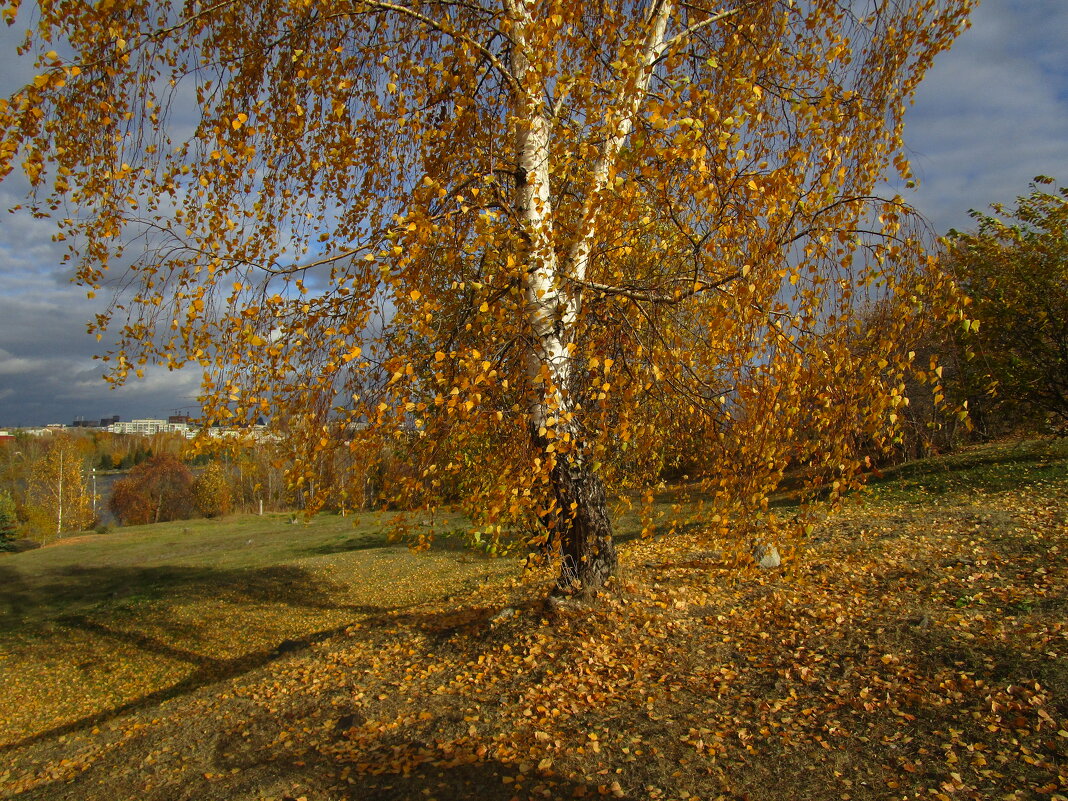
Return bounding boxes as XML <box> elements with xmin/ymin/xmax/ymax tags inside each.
<box><xmin>545</xmin><ymin>446</ymin><xmax>617</xmax><ymax>595</ymax></box>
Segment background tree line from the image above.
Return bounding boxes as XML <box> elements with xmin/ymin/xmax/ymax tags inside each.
<box><xmin>0</xmin><ymin>431</ymin><xmax>291</xmax><ymax>545</ymax></box>
<box><xmin>883</xmin><ymin>178</ymin><xmax>1068</xmax><ymax>460</ymax></box>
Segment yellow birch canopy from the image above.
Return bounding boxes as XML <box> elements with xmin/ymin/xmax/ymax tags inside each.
<box><xmin>1</xmin><ymin>0</ymin><xmax>974</xmax><ymax>563</ymax></box>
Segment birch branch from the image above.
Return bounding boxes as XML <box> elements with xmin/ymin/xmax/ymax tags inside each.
<box><xmin>349</xmin><ymin>1</ymin><xmax>522</xmax><ymax>95</ymax></box>
<box><xmin>661</xmin><ymin>3</ymin><xmax>748</xmax><ymax>52</ymax></box>
<box><xmin>568</xmin><ymin>269</ymin><xmax>743</xmax><ymax>305</ymax></box>
<box><xmin>566</xmin><ymin>2</ymin><xmax>750</xmax><ymax>296</ymax></box>
<box><xmin>564</xmin><ymin>0</ymin><xmax>674</xmax><ymax>295</ymax></box>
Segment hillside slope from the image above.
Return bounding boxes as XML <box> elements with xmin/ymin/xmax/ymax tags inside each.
<box><xmin>1</xmin><ymin>441</ymin><xmax>1065</xmax><ymax>801</ymax></box>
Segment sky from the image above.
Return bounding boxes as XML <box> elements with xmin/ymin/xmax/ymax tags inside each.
<box><xmin>0</xmin><ymin>0</ymin><xmax>1066</xmax><ymax>427</ymax></box>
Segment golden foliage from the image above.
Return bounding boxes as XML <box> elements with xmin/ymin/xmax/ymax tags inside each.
<box><xmin>192</xmin><ymin>461</ymin><xmax>234</xmax><ymax>518</ymax></box>
<box><xmin>0</xmin><ymin>0</ymin><xmax>976</xmax><ymax>585</ymax></box>
<box><xmin>24</xmin><ymin>438</ymin><xmax>95</xmax><ymax>542</ymax></box>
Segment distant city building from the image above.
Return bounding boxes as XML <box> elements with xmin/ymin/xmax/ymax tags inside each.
<box><xmin>107</xmin><ymin>418</ymin><xmax>195</xmax><ymax>437</ymax></box>
<box><xmin>206</xmin><ymin>424</ymin><xmax>277</xmax><ymax>443</ymax></box>
<box><xmin>102</xmin><ymin>417</ymin><xmax>275</xmax><ymax>442</ymax></box>
<box><xmin>21</xmin><ymin>424</ymin><xmax>67</xmax><ymax>435</ymax></box>
<box><xmin>70</xmin><ymin>415</ymin><xmax>121</xmax><ymax>429</ymax></box>
<box><xmin>5</xmin><ymin>417</ymin><xmax>273</xmax><ymax>442</ymax></box>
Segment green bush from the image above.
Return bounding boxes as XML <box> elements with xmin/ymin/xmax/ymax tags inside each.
<box><xmin>0</xmin><ymin>490</ymin><xmax>20</xmax><ymax>542</ymax></box>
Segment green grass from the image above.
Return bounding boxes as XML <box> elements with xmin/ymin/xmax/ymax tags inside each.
<box><xmin>862</xmin><ymin>437</ymin><xmax>1068</xmax><ymax>503</ymax></box>
<box><xmin>0</xmin><ymin>511</ymin><xmax>448</xmax><ymax>632</ymax></box>
<box><xmin>0</xmin><ymin>509</ymin><xmax>515</xmax><ymax>747</ymax></box>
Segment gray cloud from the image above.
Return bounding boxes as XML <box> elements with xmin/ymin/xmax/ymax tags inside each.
<box><xmin>0</xmin><ymin>279</ymin><xmax>204</xmax><ymax>425</ymax></box>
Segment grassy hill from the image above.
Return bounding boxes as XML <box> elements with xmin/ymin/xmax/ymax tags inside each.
<box><xmin>1</xmin><ymin>440</ymin><xmax>1065</xmax><ymax>801</ymax></box>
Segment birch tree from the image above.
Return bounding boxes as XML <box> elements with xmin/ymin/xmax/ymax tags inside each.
<box><xmin>25</xmin><ymin>439</ymin><xmax>95</xmax><ymax>542</ymax></box>
<box><xmin>1</xmin><ymin>0</ymin><xmax>973</xmax><ymax>592</ymax></box>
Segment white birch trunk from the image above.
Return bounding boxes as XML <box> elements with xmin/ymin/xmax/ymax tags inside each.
<box><xmin>507</xmin><ymin>0</ymin><xmax>572</xmax><ymax>432</ymax></box>
<box><xmin>56</xmin><ymin>447</ymin><xmax>64</xmax><ymax>538</ymax></box>
<box><xmin>505</xmin><ymin>1</ymin><xmax>676</xmax><ymax>591</ymax></box>
<box><xmin>511</xmin><ymin>0</ymin><xmax>674</xmax><ymax>425</ymax></box>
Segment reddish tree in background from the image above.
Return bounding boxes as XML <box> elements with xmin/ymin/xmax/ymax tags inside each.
<box><xmin>109</xmin><ymin>455</ymin><xmax>195</xmax><ymax>526</ymax></box>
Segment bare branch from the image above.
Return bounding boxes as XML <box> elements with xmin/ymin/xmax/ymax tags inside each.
<box><xmin>661</xmin><ymin>3</ymin><xmax>748</xmax><ymax>53</ymax></box>
<box><xmin>346</xmin><ymin>1</ymin><xmax>522</xmax><ymax>95</ymax></box>
<box><xmin>567</xmin><ymin>270</ymin><xmax>743</xmax><ymax>306</ymax></box>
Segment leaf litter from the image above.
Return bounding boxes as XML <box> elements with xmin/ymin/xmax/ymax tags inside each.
<box><xmin>0</xmin><ymin>464</ymin><xmax>1065</xmax><ymax>801</ymax></box>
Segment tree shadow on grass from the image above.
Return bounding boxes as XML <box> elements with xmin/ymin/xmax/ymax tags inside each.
<box><xmin>866</xmin><ymin>440</ymin><xmax>1068</xmax><ymax>494</ymax></box>
<box><xmin>297</xmin><ymin>535</ymin><xmax>390</xmax><ymax>556</ymax></box>
<box><xmin>0</xmin><ymin>616</ymin><xmax>362</xmax><ymax>755</ymax></box>
<box><xmin>0</xmin><ymin>561</ymin><xmax>394</xmax><ymax>753</ymax></box>
<box><xmin>0</xmin><ymin>563</ymin><xmax>384</xmax><ymax>634</ymax></box>
<box><xmin>0</xmin><ymin>598</ymin><xmax>633</xmax><ymax>801</ymax></box>
<box><xmin>320</xmin><ymin>759</ymin><xmax>638</xmax><ymax>801</ymax></box>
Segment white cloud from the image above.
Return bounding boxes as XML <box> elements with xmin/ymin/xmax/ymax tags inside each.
<box><xmin>0</xmin><ymin>348</ymin><xmax>34</xmax><ymax>376</ymax></box>
<box><xmin>902</xmin><ymin>0</ymin><xmax>1068</xmax><ymax>234</ymax></box>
